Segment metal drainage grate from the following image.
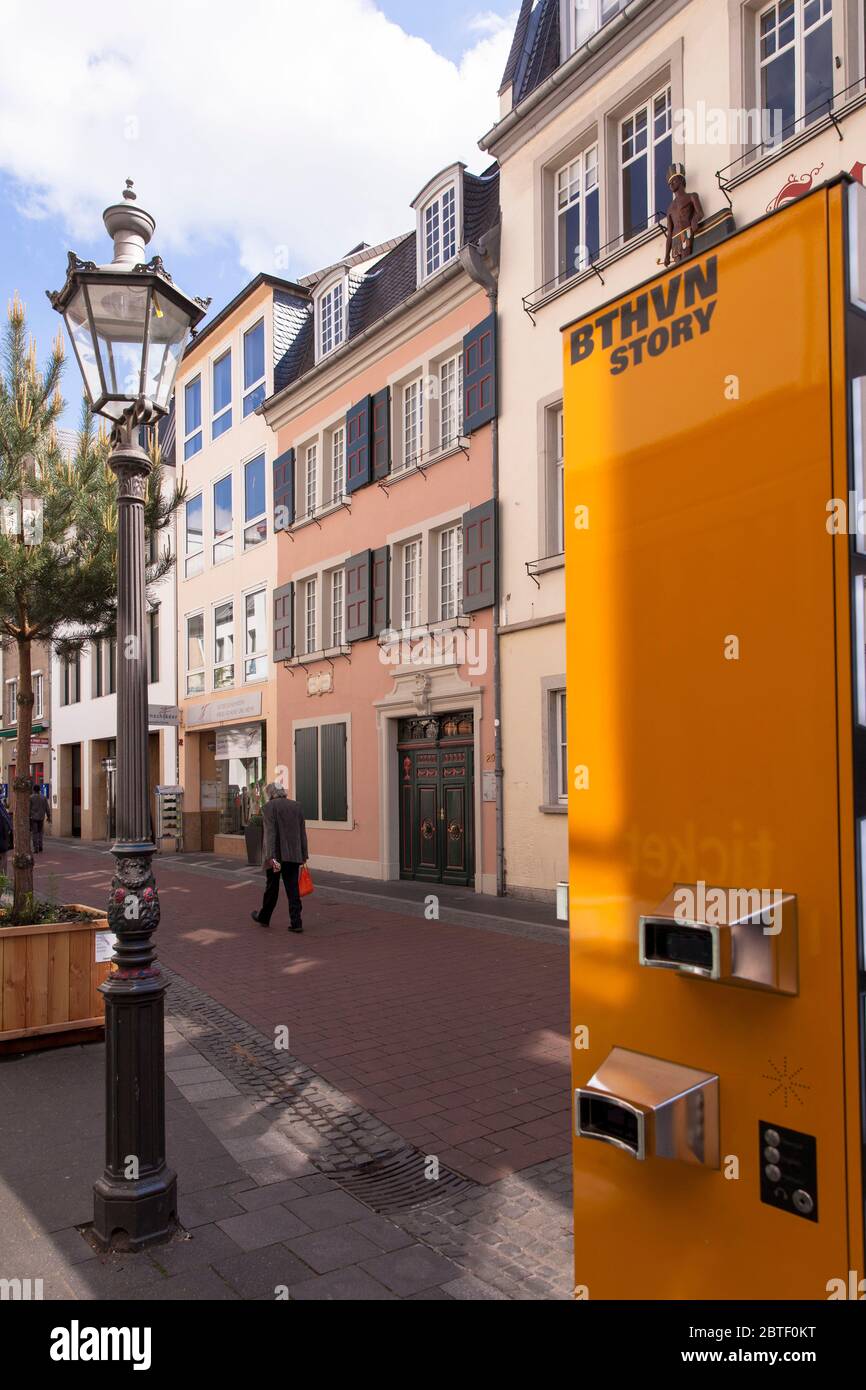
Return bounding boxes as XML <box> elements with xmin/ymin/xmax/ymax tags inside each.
<box><xmin>331</xmin><ymin>1146</ymin><xmax>476</xmax><ymax>1214</ymax></box>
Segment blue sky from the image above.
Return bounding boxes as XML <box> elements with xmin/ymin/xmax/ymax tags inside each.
<box><xmin>0</xmin><ymin>0</ymin><xmax>515</xmax><ymax>428</ymax></box>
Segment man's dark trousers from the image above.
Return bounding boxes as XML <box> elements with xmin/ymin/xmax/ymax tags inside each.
<box><xmin>259</xmin><ymin>862</ymin><xmax>302</xmax><ymax>929</ymax></box>
<box><xmin>30</xmin><ymin>820</ymin><xmax>44</xmax><ymax>853</ymax></box>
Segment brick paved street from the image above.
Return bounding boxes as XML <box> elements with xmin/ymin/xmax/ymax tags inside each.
<box><xmin>1</xmin><ymin>839</ymin><xmax>575</xmax><ymax>1300</ymax></box>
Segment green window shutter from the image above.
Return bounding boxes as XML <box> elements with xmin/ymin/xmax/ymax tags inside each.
<box><xmin>273</xmin><ymin>581</ymin><xmax>294</xmax><ymax>662</ymax></box>
<box><xmin>273</xmin><ymin>448</ymin><xmax>295</xmax><ymax>530</ymax></box>
<box><xmin>294</xmin><ymin>726</ymin><xmax>319</xmax><ymax>821</ymax></box>
<box><xmin>462</xmin><ymin>499</ymin><xmax>496</xmax><ymax>613</ymax></box>
<box><xmin>371</xmin><ymin>545</ymin><xmax>390</xmax><ymax>635</ymax></box>
<box><xmin>372</xmin><ymin>387</ymin><xmax>391</xmax><ymax>479</ymax></box>
<box><xmin>321</xmin><ymin>722</ymin><xmax>348</xmax><ymax>822</ymax></box>
<box><xmin>462</xmin><ymin>314</ymin><xmax>496</xmax><ymax>433</ymax></box>
<box><xmin>344</xmin><ymin>549</ymin><xmax>372</xmax><ymax>642</ymax></box>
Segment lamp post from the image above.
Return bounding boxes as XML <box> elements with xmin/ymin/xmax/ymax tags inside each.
<box><xmin>48</xmin><ymin>182</ymin><xmax>208</xmax><ymax>1250</ymax></box>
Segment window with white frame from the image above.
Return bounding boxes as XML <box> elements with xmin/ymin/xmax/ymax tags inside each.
<box><xmin>758</xmin><ymin>0</ymin><xmax>833</xmax><ymax>143</ymax></box>
<box><xmin>401</xmin><ymin>539</ymin><xmax>422</xmax><ymax>628</ymax></box>
<box><xmin>213</xmin><ymin>475</ymin><xmax>233</xmax><ymax>563</ymax></box>
<box><xmin>318</xmin><ymin>280</ymin><xmax>344</xmax><ymax>359</ymax></box>
<box><xmin>185</xmin><ymin>493</ymin><xmax>204</xmax><ymax>577</ymax></box>
<box><xmin>243</xmin><ymin>319</ymin><xmax>266</xmax><ymax>417</ymax></box>
<box><xmin>552</xmin><ymin>406</ymin><xmax>564</xmax><ymax>555</ymax></box>
<box><xmin>331</xmin><ymin>424</ymin><xmax>345</xmax><ymax>502</ymax></box>
<box><xmin>438</xmin><ymin>353</ymin><xmax>463</xmax><ymax>449</ymax></box>
<box><xmin>33</xmin><ymin>672</ymin><xmax>43</xmax><ymax>721</ymax></box>
<box><xmin>304</xmin><ymin>576</ymin><xmax>318</xmax><ymax>654</ymax></box>
<box><xmin>186</xmin><ymin>613</ymin><xmax>205</xmax><ymax>695</ymax></box>
<box><xmin>304</xmin><ymin>442</ymin><xmax>318</xmax><ymax>518</ymax></box>
<box><xmin>244</xmin><ymin>588</ymin><xmax>268</xmax><ymax>681</ymax></box>
<box><xmin>439</xmin><ymin>524</ymin><xmax>463</xmax><ymax>620</ymax></box>
<box><xmin>244</xmin><ymin>453</ymin><xmax>267</xmax><ymax>550</ymax></box>
<box><xmin>213</xmin><ymin>601</ymin><xmax>234</xmax><ymax>689</ymax></box>
<box><xmin>212</xmin><ymin>350</ymin><xmax>232</xmax><ymax>439</ymax></box>
<box><xmin>330</xmin><ymin>568</ymin><xmax>344</xmax><ymax>646</ymax></box>
<box><xmin>552</xmin><ymin>688</ymin><xmax>568</xmax><ymax>803</ymax></box>
<box><xmin>569</xmin><ymin>0</ymin><xmax>627</xmax><ymax>55</ymax></box>
<box><xmin>556</xmin><ymin>144</ymin><xmax>600</xmax><ymax>282</ymax></box>
<box><xmin>184</xmin><ymin>376</ymin><xmax>202</xmax><ymax>460</ymax></box>
<box><xmin>6</xmin><ymin>679</ymin><xmax>17</xmax><ymax>725</ymax></box>
<box><xmin>402</xmin><ymin>378</ymin><xmax>424</xmax><ymax>468</ymax></box>
<box><xmin>620</xmin><ymin>84</ymin><xmax>672</xmax><ymax>242</ymax></box>
<box><xmin>422</xmin><ymin>185</ymin><xmax>457</xmax><ymax>279</ymax></box>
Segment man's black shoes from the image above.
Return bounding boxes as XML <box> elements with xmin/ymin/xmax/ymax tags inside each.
<box><xmin>251</xmin><ymin>911</ymin><xmax>270</xmax><ymax>927</ymax></box>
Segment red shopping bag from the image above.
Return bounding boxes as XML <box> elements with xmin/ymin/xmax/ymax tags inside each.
<box><xmin>298</xmin><ymin>865</ymin><xmax>314</xmax><ymax>897</ymax></box>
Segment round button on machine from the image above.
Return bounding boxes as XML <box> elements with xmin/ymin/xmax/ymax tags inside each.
<box><xmin>763</xmin><ymin>1128</ymin><xmax>781</xmax><ymax>1147</ymax></box>
<box><xmin>765</xmin><ymin>1163</ymin><xmax>782</xmax><ymax>1183</ymax></box>
<box><xmin>763</xmin><ymin>1146</ymin><xmax>781</xmax><ymax>1164</ymax></box>
<box><xmin>792</xmin><ymin>1188</ymin><xmax>814</xmax><ymax>1216</ymax></box>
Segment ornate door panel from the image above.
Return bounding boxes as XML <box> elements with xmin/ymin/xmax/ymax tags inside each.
<box><xmin>397</xmin><ymin>712</ymin><xmax>474</xmax><ymax>886</ymax></box>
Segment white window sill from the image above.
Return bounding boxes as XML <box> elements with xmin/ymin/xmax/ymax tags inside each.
<box><xmin>539</xmin><ymin>802</ymin><xmax>568</xmax><ymax>815</ymax></box>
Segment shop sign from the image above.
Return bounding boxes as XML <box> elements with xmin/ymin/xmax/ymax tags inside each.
<box><xmin>184</xmin><ymin>693</ymin><xmax>262</xmax><ymax>728</ymax></box>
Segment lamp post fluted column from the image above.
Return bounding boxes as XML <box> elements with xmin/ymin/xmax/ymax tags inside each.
<box><xmin>92</xmin><ymin>424</ymin><xmax>176</xmax><ymax>1251</ymax></box>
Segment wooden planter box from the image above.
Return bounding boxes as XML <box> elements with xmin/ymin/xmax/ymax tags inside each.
<box><xmin>0</xmin><ymin>906</ymin><xmax>112</xmax><ymax>1044</ymax></box>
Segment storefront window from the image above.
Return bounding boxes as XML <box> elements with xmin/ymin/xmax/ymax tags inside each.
<box><xmin>214</xmin><ymin>722</ymin><xmax>266</xmax><ymax>835</ymax></box>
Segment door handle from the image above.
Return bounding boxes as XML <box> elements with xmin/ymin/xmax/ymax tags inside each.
<box><xmin>438</xmin><ymin>807</ymin><xmax>445</xmax><ymax>820</ymax></box>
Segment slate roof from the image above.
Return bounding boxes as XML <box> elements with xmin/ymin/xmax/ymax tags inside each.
<box><xmin>271</xmin><ymin>165</ymin><xmax>500</xmax><ymax>398</ymax></box>
<box><xmin>499</xmin><ymin>0</ymin><xmax>534</xmax><ymax>92</ymax></box>
<box><xmin>510</xmin><ymin>0</ymin><xmax>560</xmax><ymax>105</ymax></box>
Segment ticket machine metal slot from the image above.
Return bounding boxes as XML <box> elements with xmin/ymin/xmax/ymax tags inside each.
<box><xmin>575</xmin><ymin>1047</ymin><xmax>720</xmax><ymax>1167</ymax></box>
<box><xmin>638</xmin><ymin>884</ymin><xmax>798</xmax><ymax>994</ymax></box>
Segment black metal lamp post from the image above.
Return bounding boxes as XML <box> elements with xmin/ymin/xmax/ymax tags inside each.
<box><xmin>48</xmin><ymin>181</ymin><xmax>208</xmax><ymax>1250</ymax></box>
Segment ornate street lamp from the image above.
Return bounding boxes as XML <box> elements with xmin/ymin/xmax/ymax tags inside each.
<box><xmin>48</xmin><ymin>181</ymin><xmax>208</xmax><ymax>1250</ymax></box>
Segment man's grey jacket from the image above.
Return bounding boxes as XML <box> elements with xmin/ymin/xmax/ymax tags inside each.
<box><xmin>29</xmin><ymin>791</ymin><xmax>51</xmax><ymax>823</ymax></box>
<box><xmin>262</xmin><ymin>795</ymin><xmax>308</xmax><ymax>870</ymax></box>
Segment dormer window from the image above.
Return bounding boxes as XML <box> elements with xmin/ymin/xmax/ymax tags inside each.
<box><xmin>423</xmin><ymin>185</ymin><xmax>457</xmax><ymax>277</ymax></box>
<box><xmin>317</xmin><ymin>277</ymin><xmax>345</xmax><ymax>360</ymax></box>
<box><xmin>413</xmin><ymin>166</ymin><xmax>464</xmax><ymax>285</ymax></box>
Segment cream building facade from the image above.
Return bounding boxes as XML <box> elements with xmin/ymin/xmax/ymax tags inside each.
<box><xmin>486</xmin><ymin>0</ymin><xmax>866</xmax><ymax>900</ymax></box>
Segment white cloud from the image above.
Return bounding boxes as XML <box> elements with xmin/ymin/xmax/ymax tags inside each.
<box><xmin>0</xmin><ymin>0</ymin><xmax>513</xmax><ymax>279</ymax></box>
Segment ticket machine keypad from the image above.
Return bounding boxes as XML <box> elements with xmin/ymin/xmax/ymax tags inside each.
<box><xmin>758</xmin><ymin>1121</ymin><xmax>818</xmax><ymax>1222</ymax></box>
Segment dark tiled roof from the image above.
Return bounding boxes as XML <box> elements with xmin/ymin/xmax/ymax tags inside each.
<box><xmin>500</xmin><ymin>0</ymin><xmax>534</xmax><ymax>91</ymax></box>
<box><xmin>463</xmin><ymin>170</ymin><xmax>500</xmax><ymax>245</ymax></box>
<box><xmin>514</xmin><ymin>0</ymin><xmax>560</xmax><ymax>104</ymax></box>
<box><xmin>272</xmin><ymin>166</ymin><xmax>500</xmax><ymax>396</ymax></box>
<box><xmin>347</xmin><ymin>234</ymin><xmax>417</xmax><ymax>340</ymax></box>
<box><xmin>273</xmin><ymin>289</ymin><xmax>312</xmax><ymax>393</ymax></box>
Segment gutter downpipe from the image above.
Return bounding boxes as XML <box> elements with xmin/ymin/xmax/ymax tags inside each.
<box><xmin>460</xmin><ymin>223</ymin><xmax>505</xmax><ymax>897</ymax></box>
<box><xmin>479</xmin><ymin>0</ymin><xmax>657</xmax><ymax>153</ymax></box>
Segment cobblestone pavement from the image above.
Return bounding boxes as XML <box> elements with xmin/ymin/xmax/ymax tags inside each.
<box><xmin>25</xmin><ymin>841</ymin><xmax>574</xmax><ymax>1299</ymax></box>
<box><xmin>165</xmin><ymin>968</ymin><xmax>573</xmax><ymax>1300</ymax></box>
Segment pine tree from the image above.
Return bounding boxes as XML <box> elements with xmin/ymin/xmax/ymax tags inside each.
<box><xmin>0</xmin><ymin>295</ymin><xmax>183</xmax><ymax>920</ymax></box>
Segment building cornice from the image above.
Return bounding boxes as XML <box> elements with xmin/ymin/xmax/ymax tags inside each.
<box><xmin>261</xmin><ymin>263</ymin><xmax>480</xmax><ymax>429</ymax></box>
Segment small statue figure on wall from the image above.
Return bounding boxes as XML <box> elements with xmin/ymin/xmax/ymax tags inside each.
<box><xmin>663</xmin><ymin>163</ymin><xmax>704</xmax><ymax>266</ymax></box>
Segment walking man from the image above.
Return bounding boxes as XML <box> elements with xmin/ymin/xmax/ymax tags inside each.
<box><xmin>29</xmin><ymin>786</ymin><xmax>51</xmax><ymax>854</ymax></box>
<box><xmin>251</xmin><ymin>782</ymin><xmax>308</xmax><ymax>933</ymax></box>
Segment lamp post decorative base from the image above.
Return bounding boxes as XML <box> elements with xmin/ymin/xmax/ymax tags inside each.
<box><xmin>92</xmin><ymin>838</ymin><xmax>176</xmax><ymax>1252</ymax></box>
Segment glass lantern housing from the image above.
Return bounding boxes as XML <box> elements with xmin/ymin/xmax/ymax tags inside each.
<box><xmin>53</xmin><ymin>267</ymin><xmax>203</xmax><ymax>422</ymax></box>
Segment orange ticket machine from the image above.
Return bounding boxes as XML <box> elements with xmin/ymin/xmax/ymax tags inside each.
<box><xmin>562</xmin><ymin>177</ymin><xmax>866</xmax><ymax>1299</ymax></box>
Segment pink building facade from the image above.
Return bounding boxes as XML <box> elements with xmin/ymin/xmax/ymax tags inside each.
<box><xmin>262</xmin><ymin>164</ymin><xmax>500</xmax><ymax>892</ymax></box>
